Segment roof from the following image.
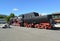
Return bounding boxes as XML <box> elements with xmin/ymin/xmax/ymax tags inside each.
<box><xmin>52</xmin><ymin>12</ymin><xmax>60</xmax><ymax>14</ymax></box>
<box><xmin>47</xmin><ymin>12</ymin><xmax>60</xmax><ymax>16</ymax></box>
<box><xmin>19</xmin><ymin>12</ymin><xmax>39</xmax><ymax>16</ymax></box>
<box><xmin>0</xmin><ymin>14</ymin><xmax>7</xmax><ymax>16</ymax></box>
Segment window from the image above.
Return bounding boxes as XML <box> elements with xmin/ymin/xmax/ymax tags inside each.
<box><xmin>34</xmin><ymin>13</ymin><xmax>39</xmax><ymax>16</ymax></box>
<box><xmin>52</xmin><ymin>15</ymin><xmax>60</xmax><ymax>19</ymax></box>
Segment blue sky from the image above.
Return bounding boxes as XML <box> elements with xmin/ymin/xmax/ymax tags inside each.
<box><xmin>0</xmin><ymin>0</ymin><xmax>60</xmax><ymax>16</ymax></box>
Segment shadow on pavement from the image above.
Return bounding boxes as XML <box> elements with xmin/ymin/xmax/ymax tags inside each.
<box><xmin>50</xmin><ymin>27</ymin><xmax>60</xmax><ymax>30</ymax></box>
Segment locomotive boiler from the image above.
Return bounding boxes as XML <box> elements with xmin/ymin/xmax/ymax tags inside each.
<box><xmin>19</xmin><ymin>12</ymin><xmax>51</xmax><ymax>29</ymax></box>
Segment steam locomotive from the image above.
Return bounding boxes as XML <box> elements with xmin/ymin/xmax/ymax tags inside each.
<box><xmin>10</xmin><ymin>12</ymin><xmax>60</xmax><ymax>29</ymax></box>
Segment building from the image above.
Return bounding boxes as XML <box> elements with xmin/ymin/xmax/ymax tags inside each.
<box><xmin>0</xmin><ymin>14</ymin><xmax>7</xmax><ymax>24</ymax></box>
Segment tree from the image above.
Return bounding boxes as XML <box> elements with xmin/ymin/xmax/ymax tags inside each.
<box><xmin>5</xmin><ymin>13</ymin><xmax>15</xmax><ymax>22</ymax></box>
<box><xmin>0</xmin><ymin>16</ymin><xmax>4</xmax><ymax>18</ymax></box>
<box><xmin>0</xmin><ymin>15</ymin><xmax>7</xmax><ymax>18</ymax></box>
<box><xmin>5</xmin><ymin>16</ymin><xmax>10</xmax><ymax>22</ymax></box>
<box><xmin>9</xmin><ymin>13</ymin><xmax>15</xmax><ymax>18</ymax></box>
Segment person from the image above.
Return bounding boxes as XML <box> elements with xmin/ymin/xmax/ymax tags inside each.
<box><xmin>2</xmin><ymin>23</ymin><xmax>11</xmax><ymax>29</ymax></box>
<box><xmin>2</xmin><ymin>25</ymin><xmax>7</xmax><ymax>29</ymax></box>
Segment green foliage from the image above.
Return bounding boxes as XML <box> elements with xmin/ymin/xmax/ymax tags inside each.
<box><xmin>5</xmin><ymin>13</ymin><xmax>15</xmax><ymax>22</ymax></box>
<box><xmin>0</xmin><ymin>16</ymin><xmax>4</xmax><ymax>18</ymax></box>
<box><xmin>10</xmin><ymin>13</ymin><xmax>15</xmax><ymax>18</ymax></box>
<box><xmin>0</xmin><ymin>13</ymin><xmax>15</xmax><ymax>22</ymax></box>
<box><xmin>0</xmin><ymin>15</ymin><xmax>6</xmax><ymax>18</ymax></box>
<box><xmin>5</xmin><ymin>16</ymin><xmax>10</xmax><ymax>22</ymax></box>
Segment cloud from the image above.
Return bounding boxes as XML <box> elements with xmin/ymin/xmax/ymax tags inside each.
<box><xmin>40</xmin><ymin>13</ymin><xmax>51</xmax><ymax>15</ymax></box>
<box><xmin>13</xmin><ymin>8</ymin><xmax>19</xmax><ymax>11</ymax></box>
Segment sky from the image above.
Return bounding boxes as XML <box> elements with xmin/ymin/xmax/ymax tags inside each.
<box><xmin>0</xmin><ymin>0</ymin><xmax>60</xmax><ymax>16</ymax></box>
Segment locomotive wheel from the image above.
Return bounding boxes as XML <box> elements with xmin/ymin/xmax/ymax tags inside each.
<box><xmin>39</xmin><ymin>23</ymin><xmax>51</xmax><ymax>29</ymax></box>
<box><xmin>37</xmin><ymin>25</ymin><xmax>40</xmax><ymax>29</ymax></box>
<box><xmin>39</xmin><ymin>25</ymin><xmax>44</xmax><ymax>29</ymax></box>
<box><xmin>24</xmin><ymin>23</ymin><xmax>28</xmax><ymax>27</ymax></box>
<box><xmin>47</xmin><ymin>25</ymin><xmax>51</xmax><ymax>29</ymax></box>
<box><xmin>39</xmin><ymin>23</ymin><xmax>44</xmax><ymax>29</ymax></box>
<box><xmin>34</xmin><ymin>24</ymin><xmax>37</xmax><ymax>28</ymax></box>
<box><xmin>34</xmin><ymin>24</ymin><xmax>39</xmax><ymax>28</ymax></box>
<box><xmin>28</xmin><ymin>24</ymin><xmax>32</xmax><ymax>27</ymax></box>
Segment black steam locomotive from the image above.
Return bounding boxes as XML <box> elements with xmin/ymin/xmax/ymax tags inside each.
<box><xmin>19</xmin><ymin>12</ymin><xmax>53</xmax><ymax>29</ymax></box>
<box><xmin>10</xmin><ymin>12</ymin><xmax>60</xmax><ymax>29</ymax></box>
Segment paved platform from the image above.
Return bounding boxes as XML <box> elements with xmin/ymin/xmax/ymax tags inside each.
<box><xmin>0</xmin><ymin>26</ymin><xmax>60</xmax><ymax>41</ymax></box>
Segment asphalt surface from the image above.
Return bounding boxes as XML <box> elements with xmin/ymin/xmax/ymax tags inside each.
<box><xmin>0</xmin><ymin>26</ymin><xmax>60</xmax><ymax>41</ymax></box>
